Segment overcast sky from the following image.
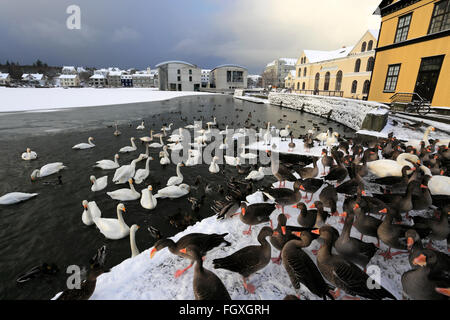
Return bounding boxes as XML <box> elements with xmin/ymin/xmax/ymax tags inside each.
<box><xmin>0</xmin><ymin>0</ymin><xmax>381</xmax><ymax>74</ymax></box>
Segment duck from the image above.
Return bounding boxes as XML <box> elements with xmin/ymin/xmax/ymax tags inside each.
<box><xmin>150</xmin><ymin>232</ymin><xmax>230</xmax><ymax>278</ymax></box>
<box><xmin>212</xmin><ymin>227</ymin><xmax>273</xmax><ymax>294</ymax></box>
<box><xmin>367</xmin><ymin>153</ymin><xmax>419</xmax><ymax>178</ymax></box>
<box><xmin>238</xmin><ymin>202</ymin><xmax>276</xmax><ymax>235</ymax></box>
<box><xmin>31</xmin><ymin>162</ymin><xmax>67</xmax><ymax>181</ymax></box>
<box><xmin>0</xmin><ymin>192</ymin><xmax>38</xmax><ymax>205</ymax></box>
<box><xmin>288</xmin><ymin>135</ymin><xmax>296</xmax><ymax>152</ymax></box>
<box><xmin>136</xmin><ymin>120</ymin><xmax>145</xmax><ymax>130</ymax></box>
<box><xmin>245</xmin><ymin>167</ymin><xmax>265</xmax><ymax>181</ymax></box>
<box><xmin>93</xmin><ymin>203</ymin><xmax>130</xmax><ymax>240</ymax></box>
<box><xmin>134</xmin><ymin>156</ymin><xmax>153</xmax><ymax>184</ymax></box>
<box><xmin>209</xmin><ymin>156</ymin><xmax>220</xmax><ymax>174</ymax></box>
<box><xmin>81</xmin><ymin>200</ymin><xmax>101</xmax><ymax>226</ymax></box>
<box><xmin>279</xmin><ymin>125</ymin><xmax>290</xmax><ymax>141</ymax></box>
<box><xmin>167</xmin><ymin>163</ymin><xmax>184</xmax><ymax>186</ymax></box>
<box><xmin>140</xmin><ymin>185</ymin><xmax>157</xmax><ymax>210</ymax></box>
<box><xmin>90</xmin><ymin>175</ymin><xmax>108</xmax><ymax>192</ymax></box>
<box><xmin>153</xmin><ymin>183</ymin><xmax>190</xmax><ymax>199</ymax></box>
<box><xmin>72</xmin><ymin>137</ymin><xmax>95</xmax><ymax>149</ymax></box>
<box><xmin>21</xmin><ymin>148</ymin><xmax>37</xmax><ymax>160</ymax></box>
<box><xmin>405</xmin><ymin>126</ymin><xmax>435</xmax><ymax>150</ymax></box>
<box><xmin>130</xmin><ymin>225</ymin><xmax>140</xmax><ymax>258</ymax></box>
<box><xmin>106</xmin><ymin>179</ymin><xmax>141</xmax><ymax>201</ymax></box>
<box><xmin>94</xmin><ymin>154</ymin><xmax>120</xmax><ymax>170</ymax></box>
<box><xmin>119</xmin><ymin>137</ymin><xmax>137</xmax><ymax>153</ymax></box>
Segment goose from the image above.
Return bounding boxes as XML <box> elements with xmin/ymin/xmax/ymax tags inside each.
<box><xmin>161</xmin><ymin>123</ymin><xmax>173</xmax><ymax>132</ymax></box>
<box><xmin>140</xmin><ymin>130</ymin><xmax>154</xmax><ymax>143</ymax></box>
<box><xmin>90</xmin><ymin>175</ymin><xmax>108</xmax><ymax>192</ymax></box>
<box><xmin>263</xmin><ymin>122</ymin><xmax>272</xmax><ymax>145</ymax></box>
<box><xmin>81</xmin><ymin>200</ymin><xmax>101</xmax><ymax>226</ymax></box>
<box><xmin>153</xmin><ymin>183</ymin><xmax>190</xmax><ymax>199</ymax></box>
<box><xmin>0</xmin><ymin>192</ymin><xmax>38</xmax><ymax>205</ymax></box>
<box><xmin>160</xmin><ymin>146</ymin><xmax>171</xmax><ymax>165</ymax></box>
<box><xmin>21</xmin><ymin>148</ymin><xmax>37</xmax><ymax>160</ymax></box>
<box><xmin>167</xmin><ymin>163</ymin><xmax>184</xmax><ymax>186</ymax></box>
<box><xmin>405</xmin><ymin>126</ymin><xmax>435</xmax><ymax>150</ymax></box>
<box><xmin>209</xmin><ymin>156</ymin><xmax>220</xmax><ymax>174</ymax></box>
<box><xmin>31</xmin><ymin>162</ymin><xmax>66</xmax><ymax>180</ymax></box>
<box><xmin>94</xmin><ymin>154</ymin><xmax>120</xmax><ymax>170</ymax></box>
<box><xmin>240</xmin><ymin>144</ymin><xmax>257</xmax><ymax>160</ymax></box>
<box><xmin>224</xmin><ymin>156</ymin><xmax>240</xmax><ymax>166</ymax></box>
<box><xmin>72</xmin><ymin>137</ymin><xmax>95</xmax><ymax>149</ymax></box>
<box><xmin>130</xmin><ymin>225</ymin><xmax>140</xmax><ymax>258</ymax></box>
<box><xmin>367</xmin><ymin>153</ymin><xmax>419</xmax><ymax>178</ymax></box>
<box><xmin>112</xmin><ymin>155</ymin><xmax>144</xmax><ymax>184</ymax></box>
<box><xmin>245</xmin><ymin>167</ymin><xmax>265</xmax><ymax>181</ymax></box>
<box><xmin>149</xmin><ymin>135</ymin><xmax>164</xmax><ymax>148</ymax></box>
<box><xmin>113</xmin><ymin>122</ymin><xmax>121</xmax><ymax>136</ymax></box>
<box><xmin>134</xmin><ymin>156</ymin><xmax>153</xmax><ymax>184</ymax></box>
<box><xmin>141</xmin><ymin>185</ymin><xmax>157</xmax><ymax>210</ymax></box>
<box><xmin>107</xmin><ymin>179</ymin><xmax>141</xmax><ymax>201</ymax></box>
<box><xmin>119</xmin><ymin>137</ymin><xmax>137</xmax><ymax>153</ymax></box>
<box><xmin>279</xmin><ymin>125</ymin><xmax>290</xmax><ymax>141</ymax></box>
<box><xmin>136</xmin><ymin>120</ymin><xmax>145</xmax><ymax>130</ymax></box>
<box><xmin>93</xmin><ymin>203</ymin><xmax>130</xmax><ymax>240</ymax></box>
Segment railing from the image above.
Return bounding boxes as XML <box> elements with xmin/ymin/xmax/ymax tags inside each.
<box><xmin>295</xmin><ymin>89</ymin><xmax>344</xmax><ymax>97</ymax></box>
<box><xmin>389</xmin><ymin>92</ymin><xmax>431</xmax><ymax>116</ymax></box>
<box><xmin>390</xmin><ymin>92</ymin><xmax>426</xmax><ymax>104</ymax></box>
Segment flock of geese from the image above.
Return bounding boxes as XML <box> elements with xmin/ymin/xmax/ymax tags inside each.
<box><xmin>2</xmin><ymin>108</ymin><xmax>450</xmax><ymax>301</ymax></box>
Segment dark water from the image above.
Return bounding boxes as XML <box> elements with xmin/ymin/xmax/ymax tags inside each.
<box><xmin>0</xmin><ymin>95</ymin><xmax>355</xmax><ymax>299</ymax></box>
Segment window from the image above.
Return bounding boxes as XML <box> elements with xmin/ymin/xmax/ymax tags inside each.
<box><xmin>351</xmin><ymin>80</ymin><xmax>358</xmax><ymax>94</ymax></box>
<box><xmin>368</xmin><ymin>40</ymin><xmax>374</xmax><ymax>51</ymax></box>
<box><xmin>303</xmin><ymin>67</ymin><xmax>307</xmax><ymax>77</ymax></box>
<box><xmin>227</xmin><ymin>70</ymin><xmax>243</xmax><ymax>82</ymax></box>
<box><xmin>314</xmin><ymin>73</ymin><xmax>320</xmax><ymax>91</ymax></box>
<box><xmin>297</xmin><ymin>82</ymin><xmax>300</xmax><ymax>90</ymax></box>
<box><xmin>366</xmin><ymin>57</ymin><xmax>375</xmax><ymax>72</ymax></box>
<box><xmin>394</xmin><ymin>13</ymin><xmax>412</xmax><ymax>43</ymax></box>
<box><xmin>363</xmin><ymin>80</ymin><xmax>370</xmax><ymax>94</ymax></box>
<box><xmin>302</xmin><ymin>82</ymin><xmax>305</xmax><ymax>90</ymax></box>
<box><xmin>361</xmin><ymin>42</ymin><xmax>367</xmax><ymax>52</ymax></box>
<box><xmin>354</xmin><ymin>59</ymin><xmax>361</xmax><ymax>72</ymax></box>
<box><xmin>428</xmin><ymin>0</ymin><xmax>450</xmax><ymax>34</ymax></box>
<box><xmin>335</xmin><ymin>71</ymin><xmax>343</xmax><ymax>91</ymax></box>
<box><xmin>384</xmin><ymin>64</ymin><xmax>401</xmax><ymax>92</ymax></box>
<box><xmin>177</xmin><ymin>69</ymin><xmax>180</xmax><ymax>74</ymax></box>
<box><xmin>189</xmin><ymin>76</ymin><xmax>192</xmax><ymax>82</ymax></box>
<box><xmin>298</xmin><ymin>68</ymin><xmax>301</xmax><ymax>77</ymax></box>
<box><xmin>324</xmin><ymin>72</ymin><xmax>330</xmax><ymax>91</ymax></box>
<box><xmin>177</xmin><ymin>76</ymin><xmax>181</xmax><ymax>81</ymax></box>
<box><xmin>189</xmin><ymin>69</ymin><xmax>192</xmax><ymax>75</ymax></box>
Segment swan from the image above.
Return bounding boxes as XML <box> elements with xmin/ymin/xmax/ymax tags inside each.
<box><xmin>141</xmin><ymin>185</ymin><xmax>157</xmax><ymax>210</ymax></box>
<box><xmin>21</xmin><ymin>148</ymin><xmax>37</xmax><ymax>160</ymax></box>
<box><xmin>0</xmin><ymin>192</ymin><xmax>38</xmax><ymax>205</ymax></box>
<box><xmin>107</xmin><ymin>179</ymin><xmax>141</xmax><ymax>201</ymax></box>
<box><xmin>134</xmin><ymin>156</ymin><xmax>153</xmax><ymax>184</ymax></box>
<box><xmin>326</xmin><ymin>132</ymin><xmax>340</xmax><ymax>148</ymax></box>
<box><xmin>263</xmin><ymin>122</ymin><xmax>272</xmax><ymax>145</ymax></box>
<box><xmin>224</xmin><ymin>156</ymin><xmax>240</xmax><ymax>166</ymax></box>
<box><xmin>130</xmin><ymin>224</ymin><xmax>140</xmax><ymax>258</ymax></box>
<box><xmin>245</xmin><ymin>167</ymin><xmax>265</xmax><ymax>181</ymax></box>
<box><xmin>153</xmin><ymin>183</ymin><xmax>190</xmax><ymax>199</ymax></box>
<box><xmin>168</xmin><ymin>141</ymin><xmax>184</xmax><ymax>151</ymax></box>
<box><xmin>95</xmin><ymin>154</ymin><xmax>120</xmax><ymax>170</ymax></box>
<box><xmin>219</xmin><ymin>137</ymin><xmax>229</xmax><ymax>150</ymax></box>
<box><xmin>168</xmin><ymin>128</ymin><xmax>184</xmax><ymax>142</ymax></box>
<box><xmin>31</xmin><ymin>162</ymin><xmax>66</xmax><ymax>180</ymax></box>
<box><xmin>185</xmin><ymin>149</ymin><xmax>201</xmax><ymax>166</ymax></box>
<box><xmin>161</xmin><ymin>123</ymin><xmax>173</xmax><ymax>132</ymax></box>
<box><xmin>93</xmin><ymin>203</ymin><xmax>130</xmax><ymax>240</ymax></box>
<box><xmin>206</xmin><ymin>117</ymin><xmax>217</xmax><ymax>127</ymax></box>
<box><xmin>209</xmin><ymin>156</ymin><xmax>220</xmax><ymax>173</ymax></box>
<box><xmin>167</xmin><ymin>163</ymin><xmax>184</xmax><ymax>186</ymax></box>
<box><xmin>240</xmin><ymin>144</ymin><xmax>258</xmax><ymax>159</ymax></box>
<box><xmin>185</xmin><ymin>123</ymin><xmax>200</xmax><ymax>130</ymax></box>
<box><xmin>405</xmin><ymin>126</ymin><xmax>435</xmax><ymax>150</ymax></box>
<box><xmin>139</xmin><ymin>143</ymin><xmax>150</xmax><ymax>159</ymax></box>
<box><xmin>112</xmin><ymin>155</ymin><xmax>144</xmax><ymax>184</ymax></box>
<box><xmin>90</xmin><ymin>175</ymin><xmax>108</xmax><ymax>192</ymax></box>
<box><xmin>279</xmin><ymin>125</ymin><xmax>290</xmax><ymax>141</ymax></box>
<box><xmin>136</xmin><ymin>120</ymin><xmax>145</xmax><ymax>130</ymax></box>
<box><xmin>140</xmin><ymin>130</ymin><xmax>154</xmax><ymax>143</ymax></box>
<box><xmin>113</xmin><ymin>122</ymin><xmax>121</xmax><ymax>136</ymax></box>
<box><xmin>418</xmin><ymin>166</ymin><xmax>450</xmax><ymax>196</ymax></box>
<box><xmin>149</xmin><ymin>135</ymin><xmax>164</xmax><ymax>148</ymax></box>
<box><xmin>72</xmin><ymin>137</ymin><xmax>95</xmax><ymax>149</ymax></box>
<box><xmin>367</xmin><ymin>153</ymin><xmax>419</xmax><ymax>178</ymax></box>
<box><xmin>81</xmin><ymin>200</ymin><xmax>101</xmax><ymax>226</ymax></box>
<box><xmin>316</xmin><ymin>130</ymin><xmax>330</xmax><ymax>146</ymax></box>
<box><xmin>119</xmin><ymin>137</ymin><xmax>137</xmax><ymax>153</ymax></box>
<box><xmin>160</xmin><ymin>146</ymin><xmax>171</xmax><ymax>165</ymax></box>
<box><xmin>219</xmin><ymin>125</ymin><xmax>229</xmax><ymax>135</ymax></box>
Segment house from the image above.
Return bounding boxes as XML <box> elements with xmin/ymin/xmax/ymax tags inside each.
<box><xmin>61</xmin><ymin>66</ymin><xmax>77</xmax><ymax>75</ymax></box>
<box><xmin>368</xmin><ymin>0</ymin><xmax>450</xmax><ymax>108</ymax></box>
<box><xmin>89</xmin><ymin>74</ymin><xmax>107</xmax><ymax>87</ymax></box>
<box><xmin>149</xmin><ymin>69</ymin><xmax>159</xmax><ymax>87</ymax></box>
<box><xmin>156</xmin><ymin>61</ymin><xmax>201</xmax><ymax>91</ymax></box>
<box><xmin>247</xmin><ymin>74</ymin><xmax>262</xmax><ymax>88</ymax></box>
<box><xmin>209</xmin><ymin>65</ymin><xmax>248</xmax><ymax>90</ymax></box>
<box><xmin>21</xmin><ymin>73</ymin><xmax>47</xmax><ymax>86</ymax></box>
<box><xmin>284</xmin><ymin>70</ymin><xmax>296</xmax><ymax>89</ymax></box>
<box><xmin>121</xmin><ymin>74</ymin><xmax>133</xmax><ymax>87</ymax></box>
<box><xmin>107</xmin><ymin>71</ymin><xmax>123</xmax><ymax>87</ymax></box>
<box><xmin>201</xmin><ymin>69</ymin><xmax>211</xmax><ymax>88</ymax></box>
<box><xmin>132</xmin><ymin>73</ymin><xmax>152</xmax><ymax>87</ymax></box>
<box><xmin>293</xmin><ymin>30</ymin><xmax>378</xmax><ymax>100</ymax></box>
<box><xmin>262</xmin><ymin>58</ymin><xmax>297</xmax><ymax>88</ymax></box>
<box><xmin>0</xmin><ymin>73</ymin><xmax>11</xmax><ymax>86</ymax></box>
<box><xmin>59</xmin><ymin>74</ymin><xmax>80</xmax><ymax>87</ymax></box>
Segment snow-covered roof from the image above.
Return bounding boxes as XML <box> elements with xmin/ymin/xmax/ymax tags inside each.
<box><xmin>247</xmin><ymin>74</ymin><xmax>261</xmax><ymax>80</ymax></box>
<box><xmin>304</xmin><ymin>46</ymin><xmax>354</xmax><ymax>63</ymax></box>
<box><xmin>108</xmin><ymin>71</ymin><xmax>123</xmax><ymax>76</ymax></box>
<box><xmin>77</xmin><ymin>67</ymin><xmax>86</xmax><ymax>73</ymax></box>
<box><xmin>59</xmin><ymin>74</ymin><xmax>78</xmax><ymax>79</ymax></box>
<box><xmin>90</xmin><ymin>74</ymin><xmax>106</xmax><ymax>79</ymax></box>
<box><xmin>211</xmin><ymin>64</ymin><xmax>248</xmax><ymax>72</ymax></box>
<box><xmin>155</xmin><ymin>60</ymin><xmax>197</xmax><ymax>68</ymax></box>
<box><xmin>62</xmin><ymin>66</ymin><xmax>76</xmax><ymax>71</ymax></box>
<box><xmin>201</xmin><ymin>69</ymin><xmax>211</xmax><ymax>73</ymax></box>
<box><xmin>22</xmin><ymin>73</ymin><xmax>44</xmax><ymax>81</ymax></box>
<box><xmin>0</xmin><ymin>73</ymin><xmax>10</xmax><ymax>79</ymax></box>
<box><xmin>132</xmin><ymin>73</ymin><xmax>152</xmax><ymax>78</ymax></box>
<box><xmin>266</xmin><ymin>60</ymin><xmax>276</xmax><ymax>68</ymax></box>
<box><xmin>279</xmin><ymin>58</ymin><xmax>297</xmax><ymax>66</ymax></box>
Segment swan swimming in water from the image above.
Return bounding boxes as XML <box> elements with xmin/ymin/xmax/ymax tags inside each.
<box><xmin>21</xmin><ymin>148</ymin><xmax>37</xmax><ymax>160</ymax></box>
<box><xmin>94</xmin><ymin>154</ymin><xmax>120</xmax><ymax>170</ymax></box>
<box><xmin>90</xmin><ymin>175</ymin><xmax>108</xmax><ymax>192</ymax></box>
<box><xmin>154</xmin><ymin>183</ymin><xmax>190</xmax><ymax>199</ymax></box>
<box><xmin>130</xmin><ymin>224</ymin><xmax>140</xmax><ymax>258</ymax></box>
<box><xmin>134</xmin><ymin>156</ymin><xmax>153</xmax><ymax>184</ymax></box>
<box><xmin>136</xmin><ymin>120</ymin><xmax>145</xmax><ymax>130</ymax></box>
<box><xmin>93</xmin><ymin>203</ymin><xmax>130</xmax><ymax>240</ymax></box>
<box><xmin>245</xmin><ymin>167</ymin><xmax>265</xmax><ymax>181</ymax></box>
<box><xmin>72</xmin><ymin>137</ymin><xmax>95</xmax><ymax>149</ymax></box>
<box><xmin>81</xmin><ymin>200</ymin><xmax>101</xmax><ymax>226</ymax></box>
<box><xmin>112</xmin><ymin>155</ymin><xmax>144</xmax><ymax>184</ymax></box>
<box><xmin>119</xmin><ymin>137</ymin><xmax>137</xmax><ymax>153</ymax></box>
<box><xmin>31</xmin><ymin>163</ymin><xmax>67</xmax><ymax>180</ymax></box>
<box><xmin>167</xmin><ymin>163</ymin><xmax>184</xmax><ymax>186</ymax></box>
<box><xmin>141</xmin><ymin>185</ymin><xmax>157</xmax><ymax>210</ymax></box>
<box><xmin>107</xmin><ymin>179</ymin><xmax>141</xmax><ymax>201</ymax></box>
<box><xmin>0</xmin><ymin>192</ymin><xmax>38</xmax><ymax>205</ymax></box>
<box><xmin>209</xmin><ymin>156</ymin><xmax>220</xmax><ymax>173</ymax></box>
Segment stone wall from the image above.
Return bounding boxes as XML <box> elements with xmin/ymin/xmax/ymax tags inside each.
<box><xmin>268</xmin><ymin>92</ymin><xmax>389</xmax><ymax>131</ymax></box>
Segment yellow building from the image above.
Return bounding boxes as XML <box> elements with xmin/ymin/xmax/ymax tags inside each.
<box><xmin>292</xmin><ymin>30</ymin><xmax>378</xmax><ymax>100</ymax></box>
<box><xmin>284</xmin><ymin>70</ymin><xmax>296</xmax><ymax>89</ymax></box>
<box><xmin>368</xmin><ymin>0</ymin><xmax>450</xmax><ymax>107</ymax></box>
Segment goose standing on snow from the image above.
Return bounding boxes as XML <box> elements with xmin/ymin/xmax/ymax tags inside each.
<box><xmin>136</xmin><ymin>120</ymin><xmax>145</xmax><ymax>130</ymax></box>
<box><xmin>0</xmin><ymin>192</ymin><xmax>38</xmax><ymax>205</ymax></box>
<box><xmin>72</xmin><ymin>137</ymin><xmax>95</xmax><ymax>149</ymax></box>
<box><xmin>279</xmin><ymin>125</ymin><xmax>290</xmax><ymax>141</ymax></box>
<box><xmin>90</xmin><ymin>175</ymin><xmax>108</xmax><ymax>192</ymax></box>
<box><xmin>81</xmin><ymin>200</ymin><xmax>101</xmax><ymax>226</ymax></box>
<box><xmin>107</xmin><ymin>179</ymin><xmax>140</xmax><ymax>201</ymax></box>
<box><xmin>94</xmin><ymin>154</ymin><xmax>120</xmax><ymax>170</ymax></box>
<box><xmin>209</xmin><ymin>156</ymin><xmax>220</xmax><ymax>174</ymax></box>
<box><xmin>31</xmin><ymin>162</ymin><xmax>66</xmax><ymax>181</ymax></box>
<box><xmin>141</xmin><ymin>185</ymin><xmax>157</xmax><ymax>210</ymax></box>
<box><xmin>93</xmin><ymin>203</ymin><xmax>130</xmax><ymax>240</ymax></box>
<box><xmin>167</xmin><ymin>163</ymin><xmax>184</xmax><ymax>186</ymax></box>
<box><xmin>119</xmin><ymin>137</ymin><xmax>137</xmax><ymax>153</ymax></box>
<box><xmin>130</xmin><ymin>225</ymin><xmax>140</xmax><ymax>258</ymax></box>
<box><xmin>112</xmin><ymin>155</ymin><xmax>144</xmax><ymax>184</ymax></box>
<box><xmin>134</xmin><ymin>156</ymin><xmax>153</xmax><ymax>184</ymax></box>
<box><xmin>21</xmin><ymin>148</ymin><xmax>37</xmax><ymax>160</ymax></box>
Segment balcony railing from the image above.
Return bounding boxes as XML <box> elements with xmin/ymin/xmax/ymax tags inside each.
<box><xmin>294</xmin><ymin>89</ymin><xmax>344</xmax><ymax>97</ymax></box>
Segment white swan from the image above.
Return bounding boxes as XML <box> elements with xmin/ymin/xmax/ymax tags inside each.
<box><xmin>367</xmin><ymin>153</ymin><xmax>419</xmax><ymax>178</ymax></box>
<box><xmin>224</xmin><ymin>156</ymin><xmax>240</xmax><ymax>166</ymax></box>
<box><xmin>245</xmin><ymin>167</ymin><xmax>265</xmax><ymax>181</ymax></box>
<box><xmin>219</xmin><ymin>125</ymin><xmax>229</xmax><ymax>135</ymax></box>
<box><xmin>140</xmin><ymin>130</ymin><xmax>154</xmax><ymax>143</ymax></box>
<box><xmin>206</xmin><ymin>117</ymin><xmax>217</xmax><ymax>127</ymax></box>
<box><xmin>72</xmin><ymin>137</ymin><xmax>95</xmax><ymax>149</ymax></box>
<box><xmin>149</xmin><ymin>135</ymin><xmax>164</xmax><ymax>148</ymax></box>
<box><xmin>263</xmin><ymin>122</ymin><xmax>272</xmax><ymax>145</ymax></box>
<box><xmin>154</xmin><ymin>183</ymin><xmax>190</xmax><ymax>199</ymax></box>
<box><xmin>31</xmin><ymin>163</ymin><xmax>66</xmax><ymax>180</ymax></box>
<box><xmin>139</xmin><ymin>143</ymin><xmax>150</xmax><ymax>159</ymax></box>
<box><xmin>93</xmin><ymin>203</ymin><xmax>130</xmax><ymax>240</ymax></box>
<box><xmin>81</xmin><ymin>200</ymin><xmax>101</xmax><ymax>226</ymax></box>
<box><xmin>240</xmin><ymin>144</ymin><xmax>258</xmax><ymax>159</ymax></box>
<box><xmin>168</xmin><ymin>141</ymin><xmax>183</xmax><ymax>151</ymax></box>
<box><xmin>112</xmin><ymin>155</ymin><xmax>144</xmax><ymax>184</ymax></box>
<box><xmin>141</xmin><ymin>185</ymin><xmax>157</xmax><ymax>210</ymax></box>
<box><xmin>316</xmin><ymin>130</ymin><xmax>330</xmax><ymax>145</ymax></box>
<box><xmin>418</xmin><ymin>166</ymin><xmax>450</xmax><ymax>196</ymax></box>
<box><xmin>90</xmin><ymin>175</ymin><xmax>108</xmax><ymax>192</ymax></box>
<box><xmin>0</xmin><ymin>192</ymin><xmax>38</xmax><ymax>205</ymax></box>
<box><xmin>167</xmin><ymin>163</ymin><xmax>184</xmax><ymax>186</ymax></box>
<box><xmin>95</xmin><ymin>154</ymin><xmax>120</xmax><ymax>170</ymax></box>
<box><xmin>161</xmin><ymin>123</ymin><xmax>173</xmax><ymax>131</ymax></box>
<box><xmin>160</xmin><ymin>146</ymin><xmax>171</xmax><ymax>165</ymax></box>
<box><xmin>136</xmin><ymin>120</ymin><xmax>145</xmax><ymax>130</ymax></box>
<box><xmin>130</xmin><ymin>224</ymin><xmax>140</xmax><ymax>258</ymax></box>
<box><xmin>107</xmin><ymin>179</ymin><xmax>141</xmax><ymax>201</ymax></box>
<box><xmin>134</xmin><ymin>156</ymin><xmax>153</xmax><ymax>184</ymax></box>
<box><xmin>405</xmin><ymin>126</ymin><xmax>435</xmax><ymax>150</ymax></box>
<box><xmin>119</xmin><ymin>137</ymin><xmax>137</xmax><ymax>153</ymax></box>
<box><xmin>219</xmin><ymin>137</ymin><xmax>229</xmax><ymax>150</ymax></box>
<box><xmin>21</xmin><ymin>148</ymin><xmax>37</xmax><ymax>161</ymax></box>
<box><xmin>168</xmin><ymin>128</ymin><xmax>184</xmax><ymax>142</ymax></box>
<box><xmin>185</xmin><ymin>149</ymin><xmax>202</xmax><ymax>166</ymax></box>
<box><xmin>209</xmin><ymin>156</ymin><xmax>220</xmax><ymax>173</ymax></box>
<box><xmin>326</xmin><ymin>132</ymin><xmax>340</xmax><ymax>148</ymax></box>
<box><xmin>279</xmin><ymin>125</ymin><xmax>290</xmax><ymax>141</ymax></box>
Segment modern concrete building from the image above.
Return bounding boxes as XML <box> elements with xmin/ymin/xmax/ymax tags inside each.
<box><xmin>0</xmin><ymin>73</ymin><xmax>11</xmax><ymax>85</ymax></box>
<box><xmin>209</xmin><ymin>64</ymin><xmax>248</xmax><ymax>90</ymax></box>
<box><xmin>262</xmin><ymin>58</ymin><xmax>297</xmax><ymax>88</ymax></box>
<box><xmin>156</xmin><ymin>61</ymin><xmax>201</xmax><ymax>91</ymax></box>
<box><xmin>59</xmin><ymin>74</ymin><xmax>80</xmax><ymax>87</ymax></box>
<box><xmin>89</xmin><ymin>74</ymin><xmax>107</xmax><ymax>87</ymax></box>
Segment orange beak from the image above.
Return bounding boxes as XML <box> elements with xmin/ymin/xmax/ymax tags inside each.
<box><xmin>379</xmin><ymin>208</ymin><xmax>388</xmax><ymax>214</ymax></box>
<box><xmin>412</xmin><ymin>254</ymin><xmax>427</xmax><ymax>267</ymax></box>
<box><xmin>309</xmin><ymin>203</ymin><xmax>316</xmax><ymax>209</ymax></box>
<box><xmin>241</xmin><ymin>207</ymin><xmax>246</xmax><ymax>216</ymax></box>
<box><xmin>407</xmin><ymin>237</ymin><xmax>414</xmax><ymax>250</ymax></box>
<box><xmin>353</xmin><ymin>203</ymin><xmax>360</xmax><ymax>210</ymax></box>
<box><xmin>420</xmin><ymin>184</ymin><xmax>428</xmax><ymax>189</ymax></box>
<box><xmin>339</xmin><ymin>212</ymin><xmax>347</xmax><ymax>217</ymax></box>
<box><xmin>291</xmin><ymin>231</ymin><xmax>301</xmax><ymax>237</ymax></box>
<box><xmin>292</xmin><ymin>204</ymin><xmax>298</xmax><ymax>209</ymax></box>
<box><xmin>411</xmin><ymin>167</ymin><xmax>416</xmax><ymax>171</ymax></box>
<box><xmin>281</xmin><ymin>226</ymin><xmax>286</xmax><ymax>235</ymax></box>
<box><xmin>180</xmin><ymin>248</ymin><xmax>187</xmax><ymax>254</ymax></box>
<box><xmin>311</xmin><ymin>229</ymin><xmax>320</xmax><ymax>235</ymax></box>
<box><xmin>361</xmin><ymin>190</ymin><xmax>367</xmax><ymax>196</ymax></box>
<box><xmin>299</xmin><ymin>185</ymin><xmax>305</xmax><ymax>191</ymax></box>
<box><xmin>273</xmin><ymin>231</ymin><xmax>279</xmax><ymax>236</ymax></box>
<box><xmin>435</xmin><ymin>288</ymin><xmax>450</xmax><ymax>297</ymax></box>
<box><xmin>150</xmin><ymin>247</ymin><xmax>157</xmax><ymax>259</ymax></box>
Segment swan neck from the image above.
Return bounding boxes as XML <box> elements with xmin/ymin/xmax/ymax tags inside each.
<box><xmin>130</xmin><ymin>229</ymin><xmax>139</xmax><ymax>257</ymax></box>
<box><xmin>116</xmin><ymin>208</ymin><xmax>127</xmax><ymax>228</ymax></box>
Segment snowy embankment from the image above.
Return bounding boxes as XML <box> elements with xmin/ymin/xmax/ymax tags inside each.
<box><xmin>0</xmin><ymin>87</ymin><xmax>214</xmax><ymax>113</ymax></box>
<box><xmin>54</xmin><ymin>157</ymin><xmax>446</xmax><ymax>301</ymax></box>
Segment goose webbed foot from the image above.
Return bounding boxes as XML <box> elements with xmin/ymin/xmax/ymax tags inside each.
<box><xmin>174</xmin><ymin>263</ymin><xmax>193</xmax><ymax>278</ymax></box>
<box><xmin>243</xmin><ymin>226</ymin><xmax>252</xmax><ymax>235</ymax></box>
<box><xmin>243</xmin><ymin>277</ymin><xmax>256</xmax><ymax>294</ymax></box>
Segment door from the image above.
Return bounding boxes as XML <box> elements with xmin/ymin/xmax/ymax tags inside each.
<box><xmin>414</xmin><ymin>55</ymin><xmax>444</xmax><ymax>102</ymax></box>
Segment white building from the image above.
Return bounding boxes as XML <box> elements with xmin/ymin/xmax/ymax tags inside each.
<box><xmin>263</xmin><ymin>58</ymin><xmax>297</xmax><ymax>88</ymax></box>
<box><xmin>107</xmin><ymin>70</ymin><xmax>123</xmax><ymax>87</ymax></box>
<box><xmin>201</xmin><ymin>69</ymin><xmax>211</xmax><ymax>88</ymax></box>
<box><xmin>132</xmin><ymin>73</ymin><xmax>152</xmax><ymax>87</ymax></box>
<box><xmin>22</xmin><ymin>73</ymin><xmax>47</xmax><ymax>86</ymax></box>
<box><xmin>0</xmin><ymin>73</ymin><xmax>11</xmax><ymax>85</ymax></box>
<box><xmin>59</xmin><ymin>74</ymin><xmax>80</xmax><ymax>87</ymax></box>
<box><xmin>89</xmin><ymin>74</ymin><xmax>107</xmax><ymax>87</ymax></box>
<box><xmin>156</xmin><ymin>61</ymin><xmax>201</xmax><ymax>91</ymax></box>
<box><xmin>209</xmin><ymin>64</ymin><xmax>248</xmax><ymax>90</ymax></box>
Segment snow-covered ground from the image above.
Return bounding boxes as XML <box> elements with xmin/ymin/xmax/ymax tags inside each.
<box><xmin>0</xmin><ymin>87</ymin><xmax>214</xmax><ymax>113</ymax></box>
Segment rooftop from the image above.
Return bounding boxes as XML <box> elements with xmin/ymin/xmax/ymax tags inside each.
<box><xmin>303</xmin><ymin>45</ymin><xmax>354</xmax><ymax>63</ymax></box>
<box><xmin>155</xmin><ymin>60</ymin><xmax>197</xmax><ymax>68</ymax></box>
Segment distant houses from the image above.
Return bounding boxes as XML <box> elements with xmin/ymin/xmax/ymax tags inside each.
<box><xmin>22</xmin><ymin>73</ymin><xmax>47</xmax><ymax>86</ymax></box>
<box><xmin>59</xmin><ymin>74</ymin><xmax>80</xmax><ymax>87</ymax></box>
<box><xmin>262</xmin><ymin>58</ymin><xmax>297</xmax><ymax>88</ymax></box>
<box><xmin>0</xmin><ymin>73</ymin><xmax>11</xmax><ymax>86</ymax></box>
